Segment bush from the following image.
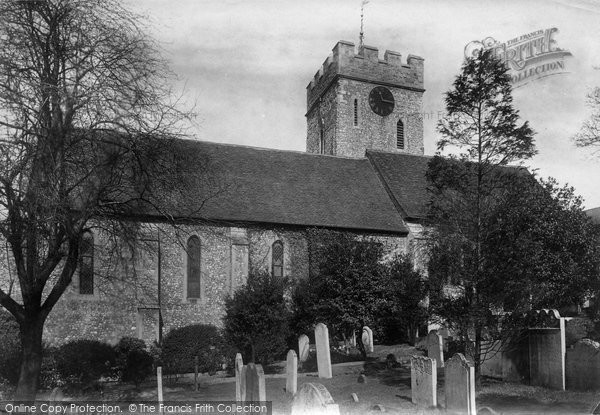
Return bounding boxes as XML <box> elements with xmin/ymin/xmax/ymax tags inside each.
<box><xmin>223</xmin><ymin>270</ymin><xmax>290</xmax><ymax>365</ymax></box>
<box><xmin>161</xmin><ymin>324</ymin><xmax>226</xmax><ymax>375</ymax></box>
<box><xmin>55</xmin><ymin>339</ymin><xmax>116</xmax><ymax>386</ymax></box>
<box><xmin>0</xmin><ymin>310</ymin><xmax>21</xmax><ymax>385</ymax></box>
<box><xmin>114</xmin><ymin>337</ymin><xmax>153</xmax><ymax>387</ymax></box>
<box><xmin>39</xmin><ymin>346</ymin><xmax>63</xmax><ymax>390</ymax></box>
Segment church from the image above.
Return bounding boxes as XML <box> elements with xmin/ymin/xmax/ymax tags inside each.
<box><xmin>41</xmin><ymin>40</ymin><xmax>432</xmax><ymax>346</ymax></box>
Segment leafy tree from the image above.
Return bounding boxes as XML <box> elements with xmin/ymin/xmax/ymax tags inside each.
<box><xmin>378</xmin><ymin>254</ymin><xmax>428</xmax><ymax>345</ymax></box>
<box><xmin>291</xmin><ymin>229</ymin><xmax>391</xmax><ymax>358</ymax></box>
<box><xmin>0</xmin><ymin>0</ymin><xmax>202</xmax><ymax>399</ymax></box>
<box><xmin>484</xmin><ymin>177</ymin><xmax>600</xmax><ymax>312</ymax></box>
<box><xmin>223</xmin><ymin>270</ymin><xmax>291</xmax><ymax>366</ymax></box>
<box><xmin>427</xmin><ymin>159</ymin><xmax>600</xmax><ymax>378</ymax></box>
<box><xmin>430</xmin><ymin>48</ymin><xmax>536</xmax><ymax>379</ymax></box>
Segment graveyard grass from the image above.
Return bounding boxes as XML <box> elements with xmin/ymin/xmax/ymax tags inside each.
<box><xmin>45</xmin><ymin>344</ymin><xmax>600</xmax><ymax>415</ymax></box>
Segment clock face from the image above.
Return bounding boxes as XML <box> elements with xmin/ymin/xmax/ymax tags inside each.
<box><xmin>368</xmin><ymin>86</ymin><xmax>395</xmax><ymax>116</ymax></box>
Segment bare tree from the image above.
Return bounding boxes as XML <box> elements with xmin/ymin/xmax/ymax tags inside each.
<box><xmin>574</xmin><ymin>87</ymin><xmax>600</xmax><ymax>152</ymax></box>
<box><xmin>0</xmin><ymin>0</ymin><xmax>201</xmax><ymax>400</ymax></box>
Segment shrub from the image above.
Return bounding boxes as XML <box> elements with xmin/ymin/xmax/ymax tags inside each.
<box><xmin>39</xmin><ymin>346</ymin><xmax>63</xmax><ymax>389</ymax></box>
<box><xmin>55</xmin><ymin>339</ymin><xmax>116</xmax><ymax>385</ymax></box>
<box><xmin>0</xmin><ymin>310</ymin><xmax>21</xmax><ymax>385</ymax></box>
<box><xmin>223</xmin><ymin>270</ymin><xmax>290</xmax><ymax>365</ymax></box>
<box><xmin>114</xmin><ymin>337</ymin><xmax>153</xmax><ymax>387</ymax></box>
<box><xmin>161</xmin><ymin>324</ymin><xmax>226</xmax><ymax>375</ymax></box>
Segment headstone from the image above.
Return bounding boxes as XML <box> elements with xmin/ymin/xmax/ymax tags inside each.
<box><xmin>298</xmin><ymin>334</ymin><xmax>310</xmax><ymax>363</ymax></box>
<box><xmin>362</xmin><ymin>326</ymin><xmax>374</xmax><ymax>353</ymax></box>
<box><xmin>194</xmin><ymin>355</ymin><xmax>199</xmax><ymax>391</ymax></box>
<box><xmin>386</xmin><ymin>353</ymin><xmax>398</xmax><ymax>369</ymax></box>
<box><xmin>351</xmin><ymin>393</ymin><xmax>359</xmax><ymax>402</ymax></box>
<box><xmin>445</xmin><ymin>353</ymin><xmax>476</xmax><ymax>415</ymax></box>
<box><xmin>350</xmin><ymin>331</ymin><xmax>356</xmax><ymax>347</ymax></box>
<box><xmin>235</xmin><ymin>353</ymin><xmax>244</xmax><ymax>401</ymax></box>
<box><xmin>410</xmin><ymin>355</ymin><xmax>437</xmax><ymax>408</ymax></box>
<box><xmin>315</xmin><ymin>323</ymin><xmax>332</xmax><ymax>379</ymax></box>
<box><xmin>566</xmin><ymin>339</ymin><xmax>600</xmax><ymax>390</ymax></box>
<box><xmin>427</xmin><ymin>330</ymin><xmax>444</xmax><ymax>368</ymax></box>
<box><xmin>49</xmin><ymin>387</ymin><xmax>64</xmax><ymax>402</ymax></box>
<box><xmin>527</xmin><ymin>309</ymin><xmax>566</xmax><ymax>390</ymax></box>
<box><xmin>357</xmin><ymin>374</ymin><xmax>366</xmax><ymax>384</ymax></box>
<box><xmin>291</xmin><ymin>383</ymin><xmax>340</xmax><ymax>415</ymax></box>
<box><xmin>286</xmin><ymin>350</ymin><xmax>298</xmax><ymax>394</ymax></box>
<box><xmin>241</xmin><ymin>363</ymin><xmax>266</xmax><ymax>402</ymax></box>
<box><xmin>156</xmin><ymin>366</ymin><xmax>163</xmax><ymax>406</ymax></box>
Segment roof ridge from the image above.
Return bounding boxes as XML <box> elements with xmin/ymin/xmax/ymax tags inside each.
<box><xmin>179</xmin><ymin>137</ymin><xmax>372</xmax><ymax>161</ymax></box>
<box><xmin>365</xmin><ymin>149</ymin><xmax>434</xmax><ymax>159</ymax></box>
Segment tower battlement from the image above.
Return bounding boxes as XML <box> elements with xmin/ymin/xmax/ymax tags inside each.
<box><xmin>306</xmin><ymin>40</ymin><xmax>424</xmax><ymax>112</ymax></box>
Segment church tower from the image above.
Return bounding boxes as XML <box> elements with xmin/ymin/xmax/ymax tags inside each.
<box><xmin>306</xmin><ymin>41</ymin><xmax>424</xmax><ymax>158</ymax></box>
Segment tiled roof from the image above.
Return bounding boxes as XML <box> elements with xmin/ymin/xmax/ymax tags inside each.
<box><xmin>366</xmin><ymin>150</ymin><xmax>431</xmax><ymax>220</ymax></box>
<box><xmin>166</xmin><ymin>139</ymin><xmax>409</xmax><ymax>234</ymax></box>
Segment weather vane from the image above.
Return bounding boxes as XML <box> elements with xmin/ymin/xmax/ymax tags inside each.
<box><xmin>359</xmin><ymin>0</ymin><xmax>369</xmax><ymax>49</ymax></box>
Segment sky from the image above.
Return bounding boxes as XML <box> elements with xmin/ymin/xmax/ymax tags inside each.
<box><xmin>127</xmin><ymin>0</ymin><xmax>600</xmax><ymax>208</ymax></box>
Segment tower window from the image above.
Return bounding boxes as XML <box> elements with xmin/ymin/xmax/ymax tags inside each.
<box><xmin>187</xmin><ymin>236</ymin><xmax>201</xmax><ymax>299</ymax></box>
<box><xmin>396</xmin><ymin>119</ymin><xmax>405</xmax><ymax>149</ymax></box>
<box><xmin>319</xmin><ymin>129</ymin><xmax>325</xmax><ymax>154</ymax></box>
<box><xmin>272</xmin><ymin>240</ymin><xmax>284</xmax><ymax>277</ymax></box>
<box><xmin>79</xmin><ymin>231</ymin><xmax>94</xmax><ymax>295</ymax></box>
<box><xmin>353</xmin><ymin>99</ymin><xmax>358</xmax><ymax>126</ymax></box>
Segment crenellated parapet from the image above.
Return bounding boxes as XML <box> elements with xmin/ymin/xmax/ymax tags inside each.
<box><xmin>306</xmin><ymin>40</ymin><xmax>424</xmax><ymax>112</ymax></box>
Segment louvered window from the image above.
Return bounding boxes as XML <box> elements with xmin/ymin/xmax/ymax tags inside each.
<box><xmin>397</xmin><ymin>119</ymin><xmax>405</xmax><ymax>149</ymax></box>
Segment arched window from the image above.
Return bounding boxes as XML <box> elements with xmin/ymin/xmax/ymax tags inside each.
<box><xmin>319</xmin><ymin>129</ymin><xmax>325</xmax><ymax>154</ymax></box>
<box><xmin>79</xmin><ymin>231</ymin><xmax>94</xmax><ymax>295</ymax></box>
<box><xmin>353</xmin><ymin>99</ymin><xmax>358</xmax><ymax>126</ymax></box>
<box><xmin>396</xmin><ymin>119</ymin><xmax>405</xmax><ymax>149</ymax></box>
<box><xmin>272</xmin><ymin>240</ymin><xmax>284</xmax><ymax>277</ymax></box>
<box><xmin>187</xmin><ymin>236</ymin><xmax>201</xmax><ymax>299</ymax></box>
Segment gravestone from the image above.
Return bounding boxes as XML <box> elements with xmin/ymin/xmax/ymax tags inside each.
<box><xmin>235</xmin><ymin>353</ymin><xmax>244</xmax><ymax>401</ymax></box>
<box><xmin>286</xmin><ymin>349</ymin><xmax>298</xmax><ymax>394</ymax></box>
<box><xmin>527</xmin><ymin>309</ymin><xmax>566</xmax><ymax>390</ymax></box>
<box><xmin>427</xmin><ymin>330</ymin><xmax>444</xmax><ymax>368</ymax></box>
<box><xmin>291</xmin><ymin>383</ymin><xmax>340</xmax><ymax>415</ymax></box>
<box><xmin>298</xmin><ymin>334</ymin><xmax>310</xmax><ymax>363</ymax></box>
<box><xmin>410</xmin><ymin>356</ymin><xmax>437</xmax><ymax>408</ymax></box>
<box><xmin>315</xmin><ymin>323</ymin><xmax>332</xmax><ymax>379</ymax></box>
<box><xmin>350</xmin><ymin>331</ymin><xmax>356</xmax><ymax>347</ymax></box>
<box><xmin>446</xmin><ymin>353</ymin><xmax>476</xmax><ymax>415</ymax></box>
<box><xmin>362</xmin><ymin>326</ymin><xmax>374</xmax><ymax>353</ymax></box>
<box><xmin>410</xmin><ymin>355</ymin><xmax>437</xmax><ymax>408</ymax></box>
<box><xmin>566</xmin><ymin>339</ymin><xmax>600</xmax><ymax>390</ymax></box>
<box><xmin>241</xmin><ymin>363</ymin><xmax>266</xmax><ymax>402</ymax></box>
<box><xmin>49</xmin><ymin>387</ymin><xmax>64</xmax><ymax>402</ymax></box>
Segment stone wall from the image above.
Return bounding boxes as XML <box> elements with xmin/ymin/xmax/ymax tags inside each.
<box><xmin>0</xmin><ymin>223</ymin><xmax>407</xmax><ymax>347</ymax></box>
<box><xmin>39</xmin><ymin>224</ymin><xmax>316</xmax><ymax>346</ymax></box>
<box><xmin>306</xmin><ymin>41</ymin><xmax>424</xmax><ymax>158</ymax></box>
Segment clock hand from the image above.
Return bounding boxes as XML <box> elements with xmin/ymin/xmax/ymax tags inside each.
<box><xmin>377</xmin><ymin>90</ymin><xmax>394</xmax><ymax>105</ymax></box>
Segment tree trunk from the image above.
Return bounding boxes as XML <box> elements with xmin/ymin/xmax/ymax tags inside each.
<box><xmin>15</xmin><ymin>316</ymin><xmax>45</xmax><ymax>402</ymax></box>
<box><xmin>474</xmin><ymin>325</ymin><xmax>482</xmax><ymax>387</ymax></box>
